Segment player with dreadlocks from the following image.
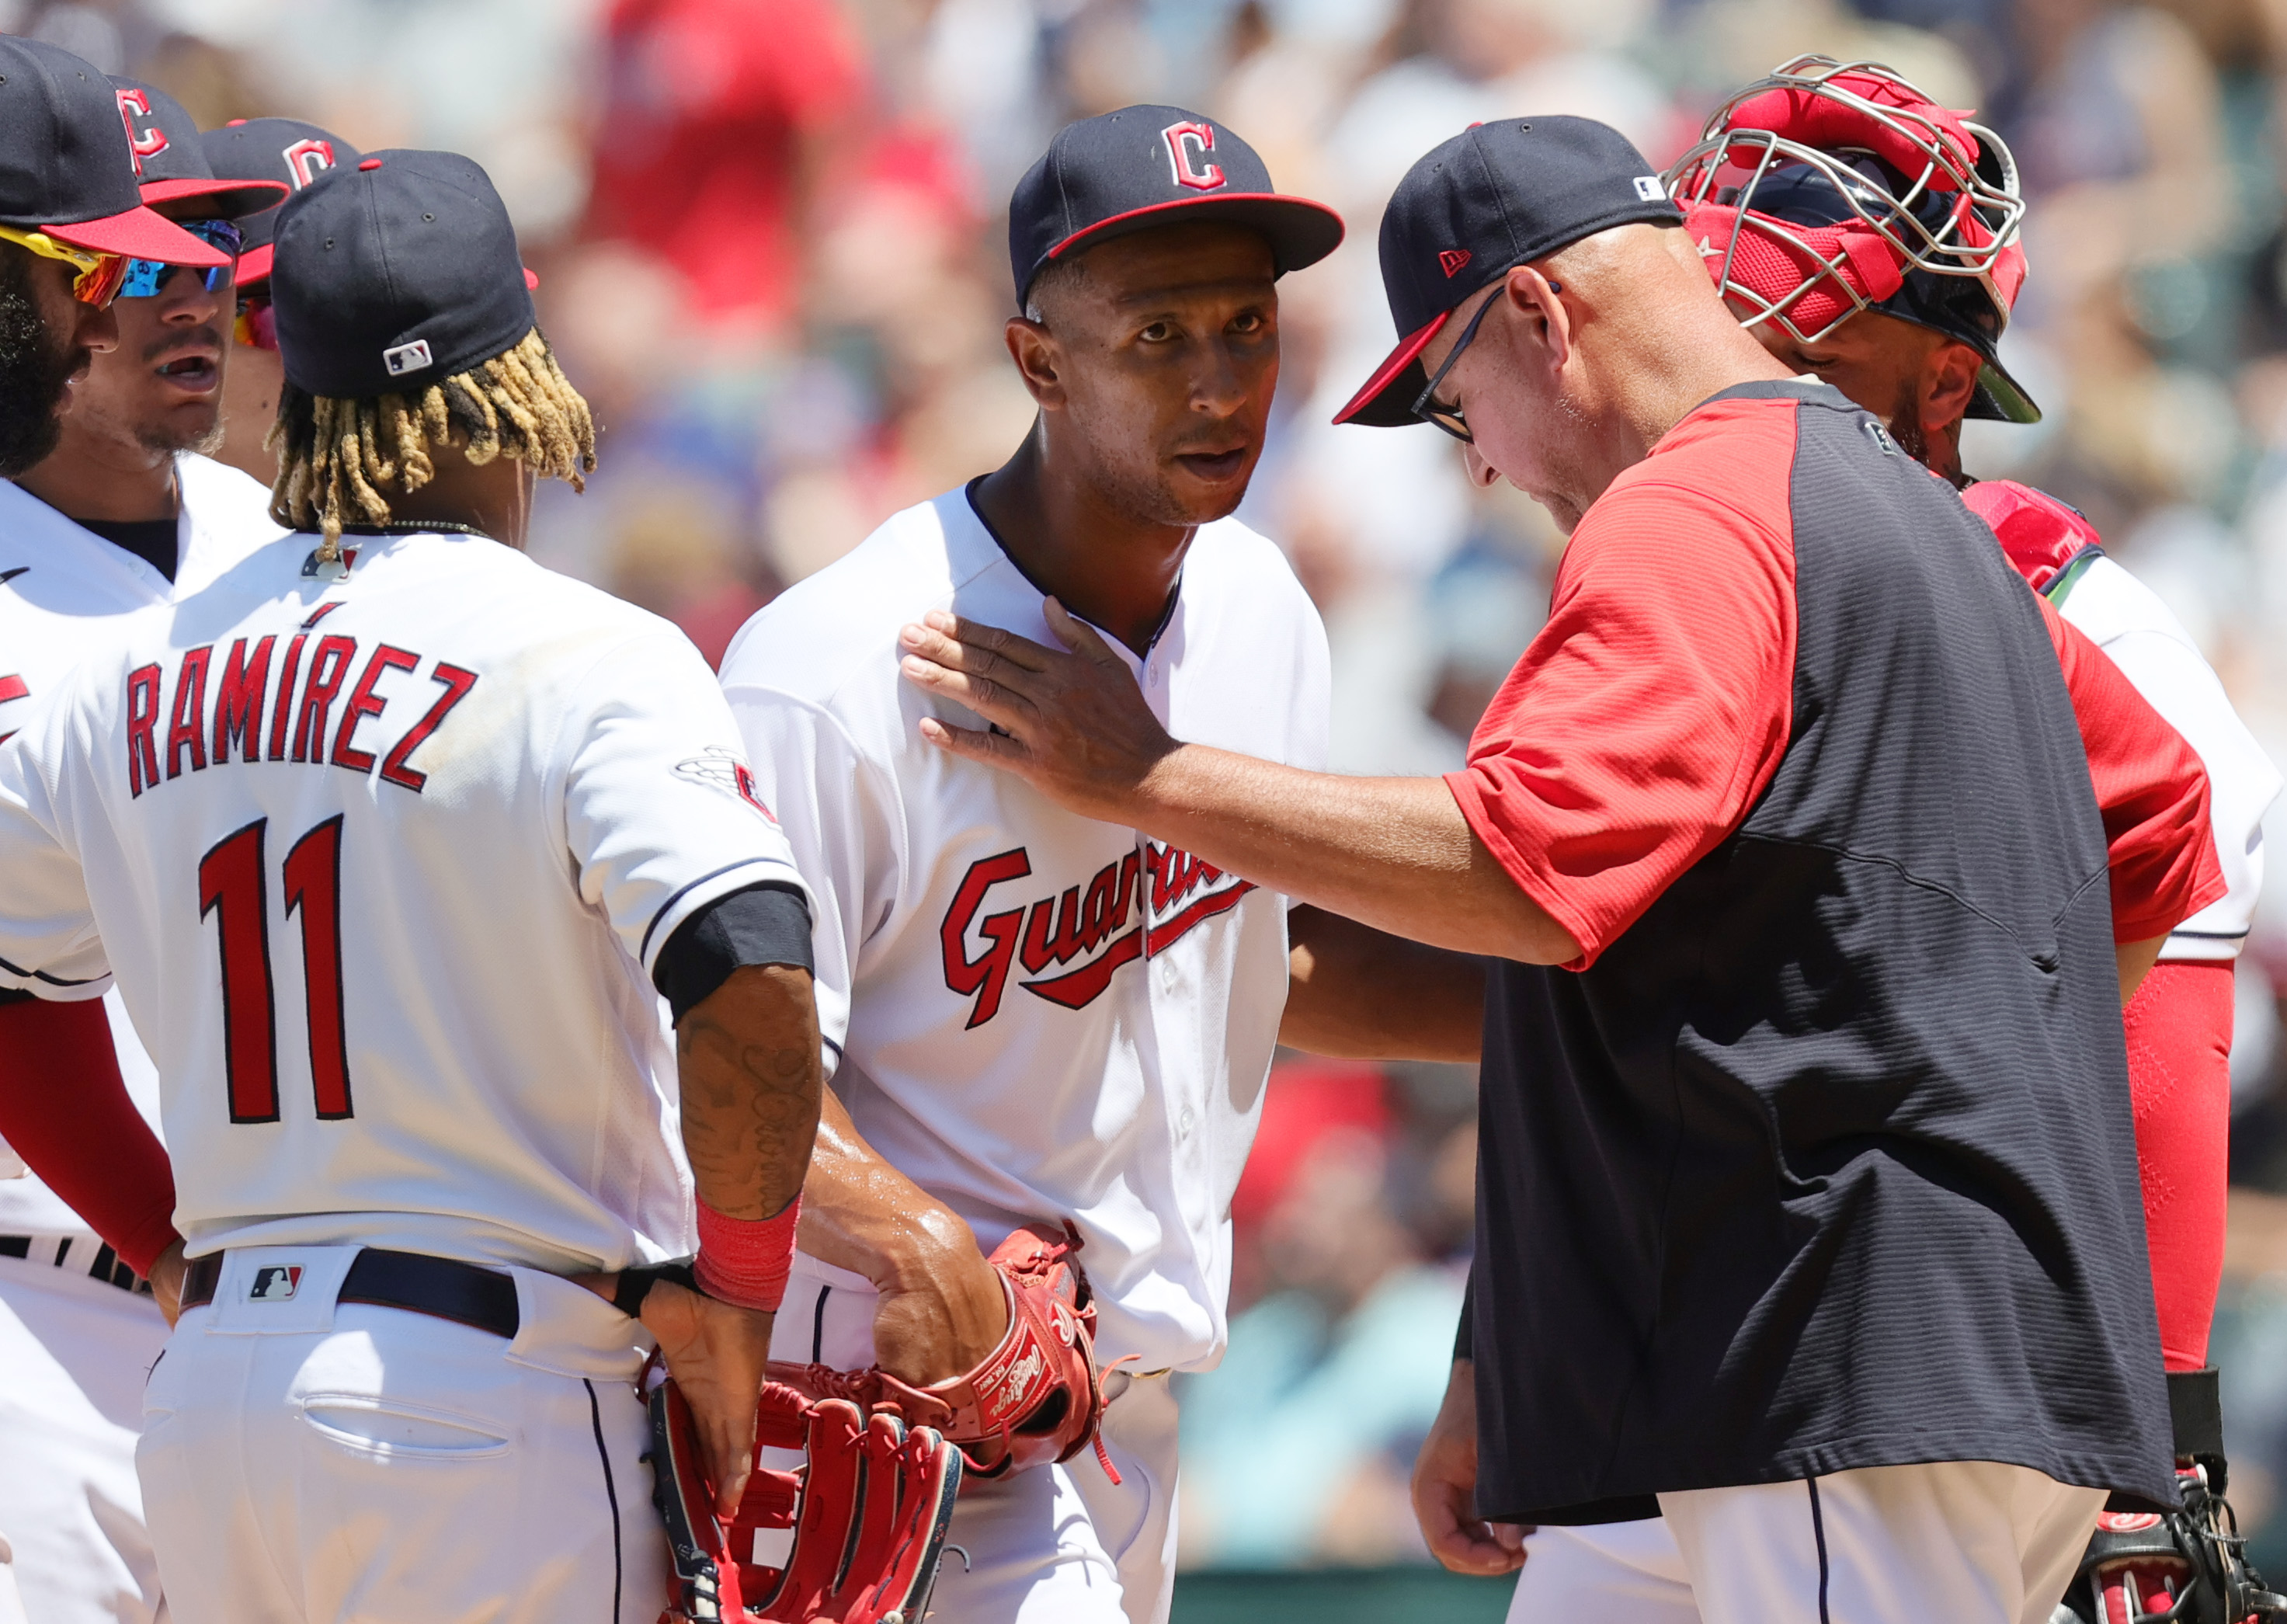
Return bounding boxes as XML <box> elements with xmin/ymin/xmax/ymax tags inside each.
<box><xmin>1458</xmin><ymin>56</ymin><xmax>2287</xmax><ymax>1624</ymax></box>
<box><xmin>0</xmin><ymin>146</ymin><xmax>840</xmax><ymax>1624</ymax></box>
<box><xmin>268</xmin><ymin>322</ymin><xmax>594</xmax><ymax>559</ymax></box>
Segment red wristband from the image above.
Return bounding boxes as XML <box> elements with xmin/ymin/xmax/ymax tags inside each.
<box><xmin>692</xmin><ymin>1194</ymin><xmax>800</xmax><ymax>1312</ymax></box>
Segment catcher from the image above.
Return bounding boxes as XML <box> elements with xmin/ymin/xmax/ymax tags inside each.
<box><xmin>717</xmin><ymin>105</ymin><xmax>1347</xmax><ymax>1624</ymax></box>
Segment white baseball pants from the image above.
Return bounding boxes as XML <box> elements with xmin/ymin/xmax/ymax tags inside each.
<box><xmin>1506</xmin><ymin>1462</ymin><xmax>2105</xmax><ymax>1624</ymax></box>
<box><xmin>775</xmin><ymin>1253</ymin><xmax>1181</xmax><ymax>1624</ymax></box>
<box><xmin>136</xmin><ymin>1246</ymin><xmax>662</xmax><ymax>1624</ymax></box>
<box><xmin>0</xmin><ymin>1250</ymin><xmax>169</xmax><ymax>1624</ymax></box>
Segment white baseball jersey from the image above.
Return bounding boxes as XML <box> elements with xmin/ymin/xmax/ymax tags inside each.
<box><xmin>0</xmin><ymin>525</ymin><xmax>808</xmax><ymax>1275</ymax></box>
<box><xmin>2051</xmin><ymin>556</ymin><xmax>2281</xmax><ymax>960</ymax></box>
<box><xmin>0</xmin><ymin>454</ymin><xmax>284</xmax><ymax>1232</ymax></box>
<box><xmin>721</xmin><ymin>486</ymin><xmax>1330</xmax><ymax>1375</ymax></box>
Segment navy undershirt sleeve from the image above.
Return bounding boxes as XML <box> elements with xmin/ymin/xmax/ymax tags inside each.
<box><xmin>653</xmin><ymin>882</ymin><xmax>814</xmax><ymax>1024</ymax></box>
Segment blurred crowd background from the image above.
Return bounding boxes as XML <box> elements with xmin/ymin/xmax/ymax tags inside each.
<box><xmin>25</xmin><ymin>0</ymin><xmax>2287</xmax><ymax>1590</ymax></box>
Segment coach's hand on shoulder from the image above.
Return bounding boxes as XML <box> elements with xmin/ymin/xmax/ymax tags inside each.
<box><xmin>1414</xmin><ymin>1359</ymin><xmax>1528</xmax><ymax>1576</ymax></box>
<box><xmin>899</xmin><ymin>600</ymin><xmax>1173</xmax><ymax>825</ymax></box>
<box><xmin>640</xmin><ymin>1278</ymin><xmax>773</xmax><ymax>1514</ymax></box>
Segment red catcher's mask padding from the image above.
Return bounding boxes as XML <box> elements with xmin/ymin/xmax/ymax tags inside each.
<box><xmin>1722</xmin><ymin>68</ymin><xmax>1985</xmax><ymax>196</ymax></box>
<box><xmin>1684</xmin><ymin>199</ymin><xmax>1908</xmax><ymax>339</ymax></box>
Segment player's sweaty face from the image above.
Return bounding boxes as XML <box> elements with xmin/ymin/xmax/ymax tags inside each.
<box><xmin>64</xmin><ymin>253</ymin><xmax>231</xmax><ymax>458</ymax></box>
<box><xmin>1041</xmin><ymin>224</ymin><xmax>1280</xmax><ymax>527</ymax></box>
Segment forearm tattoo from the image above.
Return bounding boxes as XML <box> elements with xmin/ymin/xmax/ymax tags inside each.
<box><xmin>678</xmin><ymin>992</ymin><xmax>821</xmax><ymax>1218</ymax></box>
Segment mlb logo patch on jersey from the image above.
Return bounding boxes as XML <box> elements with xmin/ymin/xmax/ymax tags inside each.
<box><xmin>249</xmin><ymin>1264</ymin><xmax>304</xmax><ymax>1301</ymax></box>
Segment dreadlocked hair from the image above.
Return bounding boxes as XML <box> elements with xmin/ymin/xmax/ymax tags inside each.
<box><xmin>267</xmin><ymin>327</ymin><xmax>596</xmax><ymax>562</ymax></box>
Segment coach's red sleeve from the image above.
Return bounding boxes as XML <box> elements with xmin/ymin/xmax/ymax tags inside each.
<box><xmin>1443</xmin><ymin>472</ymin><xmax>1797</xmax><ymax>969</ymax></box>
<box><xmin>0</xmin><ymin>996</ymin><xmax>178</xmax><ymax>1275</ymax></box>
<box><xmin>2036</xmin><ymin>596</ymin><xmax>2225</xmax><ymax>941</ymax></box>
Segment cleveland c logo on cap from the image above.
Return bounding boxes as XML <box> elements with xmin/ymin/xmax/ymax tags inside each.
<box><xmin>116</xmin><ymin>89</ymin><xmax>169</xmax><ymax>176</ymax></box>
<box><xmin>283</xmin><ymin>138</ymin><xmax>338</xmax><ymax>189</ymax></box>
<box><xmin>1162</xmin><ymin>121</ymin><xmax>1225</xmax><ymax>192</ymax></box>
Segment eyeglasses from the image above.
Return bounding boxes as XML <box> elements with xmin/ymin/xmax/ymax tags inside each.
<box><xmin>119</xmin><ymin>219</ymin><xmax>242</xmax><ymax>299</ymax></box>
<box><xmin>1411</xmin><ymin>285</ymin><xmax>1504</xmax><ymax>443</ymax></box>
<box><xmin>234</xmin><ymin>297</ymin><xmax>276</xmax><ymax>352</ymax></box>
<box><xmin>0</xmin><ymin>223</ymin><xmax>127</xmax><ymax>307</ymax></box>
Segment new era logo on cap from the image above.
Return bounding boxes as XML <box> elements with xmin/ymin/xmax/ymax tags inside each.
<box><xmin>1334</xmin><ymin>116</ymin><xmax>1684</xmax><ymax>427</ymax></box>
<box><xmin>384</xmin><ymin>339</ymin><xmax>433</xmax><ymax>377</ymax></box>
<box><xmin>249</xmin><ymin>1264</ymin><xmax>303</xmax><ymax>1301</ymax></box>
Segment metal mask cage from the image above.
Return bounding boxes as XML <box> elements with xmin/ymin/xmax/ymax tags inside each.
<box><xmin>1663</xmin><ymin>55</ymin><xmax>2025</xmax><ymax>345</ymax></box>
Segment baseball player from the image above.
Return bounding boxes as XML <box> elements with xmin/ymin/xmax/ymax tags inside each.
<box><xmin>1462</xmin><ymin>57</ymin><xmax>2287</xmax><ymax>1624</ymax></box>
<box><xmin>0</xmin><ymin>148</ymin><xmax>822</xmax><ymax>1624</ymax></box>
<box><xmin>718</xmin><ymin>106</ymin><xmax>1358</xmax><ymax>1624</ymax></box>
<box><xmin>196</xmin><ymin>118</ymin><xmax>360</xmax><ymax>485</ymax></box>
<box><xmin>898</xmin><ymin>116</ymin><xmax>2227</xmax><ymax>1624</ymax></box>
<box><xmin>0</xmin><ymin>58</ymin><xmax>272</xmax><ymax>1624</ymax></box>
<box><xmin>0</xmin><ymin>40</ymin><xmax>230</xmax><ymax>478</ymax></box>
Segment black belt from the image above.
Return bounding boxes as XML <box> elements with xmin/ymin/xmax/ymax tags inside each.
<box><xmin>182</xmin><ymin>1247</ymin><xmax>520</xmax><ymax>1338</ymax></box>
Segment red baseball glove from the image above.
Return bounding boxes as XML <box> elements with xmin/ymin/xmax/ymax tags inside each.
<box><xmin>784</xmin><ymin>1222</ymin><xmax>1117</xmax><ymax>1483</ymax></box>
<box><xmin>649</xmin><ymin>1366</ymin><xmax>961</xmax><ymax>1624</ymax></box>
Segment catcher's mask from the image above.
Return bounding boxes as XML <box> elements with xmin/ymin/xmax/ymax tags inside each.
<box><xmin>1663</xmin><ymin>54</ymin><xmax>2041</xmax><ymax>423</ymax></box>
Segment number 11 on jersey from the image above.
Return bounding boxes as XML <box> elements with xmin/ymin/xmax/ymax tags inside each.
<box><xmin>198</xmin><ymin>815</ymin><xmax>354</xmax><ymax>1123</ymax></box>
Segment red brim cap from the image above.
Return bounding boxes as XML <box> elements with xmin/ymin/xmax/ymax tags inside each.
<box><xmin>43</xmin><ymin>203</ymin><xmax>230</xmax><ymax>267</ymax></box>
<box><xmin>140</xmin><ymin>175</ymin><xmax>289</xmax><ymax>221</ymax></box>
<box><xmin>1333</xmin><ymin>311</ymin><xmax>1450</xmax><ymax>427</ymax></box>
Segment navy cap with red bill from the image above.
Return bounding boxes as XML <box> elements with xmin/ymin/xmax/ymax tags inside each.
<box><xmin>1336</xmin><ymin>116</ymin><xmax>1684</xmax><ymax>427</ymax></box>
<box><xmin>1008</xmin><ymin>104</ymin><xmax>1343</xmax><ymax>304</ymax></box>
<box><xmin>110</xmin><ymin>79</ymin><xmax>286</xmax><ymax>221</ymax></box>
<box><xmin>200</xmin><ymin>118</ymin><xmax>362</xmax><ymax>288</ymax></box>
<box><xmin>0</xmin><ymin>36</ymin><xmax>228</xmax><ymax>267</ymax></box>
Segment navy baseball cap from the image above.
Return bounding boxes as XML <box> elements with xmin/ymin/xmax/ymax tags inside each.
<box><xmin>269</xmin><ymin>150</ymin><xmax>535</xmax><ymax>400</ymax></box>
<box><xmin>110</xmin><ymin>79</ymin><xmax>286</xmax><ymax>221</ymax></box>
<box><xmin>1009</xmin><ymin>105</ymin><xmax>1343</xmax><ymax>304</ymax></box>
<box><xmin>0</xmin><ymin>37</ymin><xmax>228</xmax><ymax>266</ymax></box>
<box><xmin>1336</xmin><ymin>116</ymin><xmax>1683</xmax><ymax>427</ymax></box>
<box><xmin>201</xmin><ymin>119</ymin><xmax>362</xmax><ymax>287</ymax></box>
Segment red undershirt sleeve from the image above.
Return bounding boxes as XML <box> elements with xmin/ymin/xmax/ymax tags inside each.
<box><xmin>0</xmin><ymin>996</ymin><xmax>178</xmax><ymax>1277</ymax></box>
<box><xmin>1443</xmin><ymin>476</ymin><xmax>1798</xmax><ymax>970</ymax></box>
<box><xmin>2036</xmin><ymin>596</ymin><xmax>2226</xmax><ymax>941</ymax></box>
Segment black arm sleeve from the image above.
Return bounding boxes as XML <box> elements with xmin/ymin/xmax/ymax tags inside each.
<box><xmin>652</xmin><ymin>882</ymin><xmax>814</xmax><ymax>1024</ymax></box>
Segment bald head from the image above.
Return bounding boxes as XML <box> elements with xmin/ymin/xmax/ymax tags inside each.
<box><xmin>1415</xmin><ymin>221</ymin><xmax>1795</xmax><ymax>530</ymax></box>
